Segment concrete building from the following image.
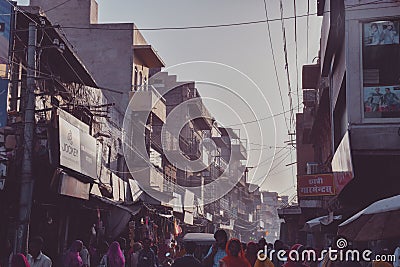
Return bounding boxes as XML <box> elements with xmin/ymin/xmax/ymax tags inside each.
<box><xmin>259</xmin><ymin>191</ymin><xmax>282</xmax><ymax>243</ymax></box>
<box><xmin>313</xmin><ymin>0</ymin><xmax>400</xmax><ymax>216</ymax></box>
<box><xmin>30</xmin><ymin>0</ymin><xmax>165</xmax><ymax>119</ymax></box>
<box><xmin>281</xmin><ymin>0</ymin><xmax>400</xmax><ymax>248</ymax></box>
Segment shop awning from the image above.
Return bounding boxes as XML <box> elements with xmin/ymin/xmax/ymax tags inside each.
<box><xmin>90</xmin><ymin>194</ymin><xmax>142</xmax><ymax>216</ymax></box>
<box><xmin>139</xmin><ymin>188</ymin><xmax>174</xmax><ymax>206</ymax></box>
<box><xmin>302</xmin><ymin>215</ymin><xmax>342</xmax><ymax>232</ymax></box>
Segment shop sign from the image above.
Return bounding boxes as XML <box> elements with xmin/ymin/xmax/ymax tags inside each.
<box><xmin>0</xmin><ymin>0</ymin><xmax>13</xmax><ymax>78</ymax></box>
<box><xmin>59</xmin><ymin>112</ymin><xmax>97</xmax><ymax>179</ymax></box>
<box><xmin>59</xmin><ymin>172</ymin><xmax>90</xmax><ymax>200</ymax></box>
<box><xmin>332</xmin><ymin>131</ymin><xmax>354</xmax><ymax>194</ymax></box>
<box><xmin>298</xmin><ymin>173</ymin><xmax>335</xmax><ymax>197</ymax></box>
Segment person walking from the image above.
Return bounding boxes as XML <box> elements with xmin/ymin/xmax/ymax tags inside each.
<box><xmin>272</xmin><ymin>240</ymin><xmax>284</xmax><ymax>267</ymax></box>
<box><xmin>203</xmin><ymin>230</ymin><xmax>228</xmax><ymax>267</ymax></box>
<box><xmin>130</xmin><ymin>242</ymin><xmax>142</xmax><ymax>267</ymax></box>
<box><xmin>245</xmin><ymin>242</ymin><xmax>258</xmax><ymax>267</ymax></box>
<box><xmin>27</xmin><ymin>236</ymin><xmax>52</xmax><ymax>267</ymax></box>
<box><xmin>64</xmin><ymin>240</ymin><xmax>83</xmax><ymax>267</ymax></box>
<box><xmin>99</xmin><ymin>241</ymin><xmax>125</xmax><ymax>267</ymax></box>
<box><xmin>219</xmin><ymin>238</ymin><xmax>251</xmax><ymax>267</ymax></box>
<box><xmin>11</xmin><ymin>254</ymin><xmax>30</xmax><ymax>267</ymax></box>
<box><xmin>79</xmin><ymin>243</ymin><xmax>90</xmax><ymax>267</ymax></box>
<box><xmin>282</xmin><ymin>244</ymin><xmax>307</xmax><ymax>267</ymax></box>
<box><xmin>171</xmin><ymin>241</ymin><xmax>201</xmax><ymax>267</ymax></box>
<box><xmin>137</xmin><ymin>238</ymin><xmax>157</xmax><ymax>267</ymax></box>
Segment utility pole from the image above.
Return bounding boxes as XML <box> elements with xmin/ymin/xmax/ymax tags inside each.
<box><xmin>15</xmin><ymin>22</ymin><xmax>37</xmax><ymax>254</ymax></box>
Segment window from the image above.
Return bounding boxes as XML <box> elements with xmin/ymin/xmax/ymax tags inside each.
<box><xmin>134</xmin><ymin>67</ymin><xmax>138</xmax><ymax>90</ymax></box>
<box><xmin>362</xmin><ymin>20</ymin><xmax>400</xmax><ymax>118</ymax></box>
<box><xmin>138</xmin><ymin>71</ymin><xmax>143</xmax><ymax>88</ymax></box>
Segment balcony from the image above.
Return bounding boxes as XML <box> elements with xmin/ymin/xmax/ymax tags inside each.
<box><xmin>129</xmin><ymin>85</ymin><xmax>166</xmax><ymax>123</ymax></box>
<box><xmin>188</xmin><ymin>98</ymin><xmax>213</xmax><ymax>129</ymax></box>
<box><xmin>130</xmin><ymin>166</ymin><xmax>164</xmax><ymax>192</ymax></box>
<box><xmin>231</xmin><ymin>142</ymin><xmax>247</xmax><ymax>160</ymax></box>
<box><xmin>211</xmin><ymin>135</ymin><xmax>230</xmax><ymax>148</ymax></box>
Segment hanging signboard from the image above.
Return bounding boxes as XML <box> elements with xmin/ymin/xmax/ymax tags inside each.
<box><xmin>59</xmin><ymin>111</ymin><xmax>97</xmax><ymax>179</ymax></box>
<box><xmin>0</xmin><ymin>0</ymin><xmax>13</xmax><ymax>78</ymax></box>
<box><xmin>332</xmin><ymin>131</ymin><xmax>354</xmax><ymax>194</ymax></box>
<box><xmin>298</xmin><ymin>173</ymin><xmax>335</xmax><ymax>197</ymax></box>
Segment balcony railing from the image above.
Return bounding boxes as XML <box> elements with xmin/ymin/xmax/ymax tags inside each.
<box><xmin>188</xmin><ymin>98</ymin><xmax>213</xmax><ymax>129</ymax></box>
<box><xmin>130</xmin><ymin>85</ymin><xmax>166</xmax><ymax>123</ymax></box>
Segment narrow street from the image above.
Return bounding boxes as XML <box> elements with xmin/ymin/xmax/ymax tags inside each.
<box><xmin>0</xmin><ymin>1</ymin><xmax>399</xmax><ymax>267</ymax></box>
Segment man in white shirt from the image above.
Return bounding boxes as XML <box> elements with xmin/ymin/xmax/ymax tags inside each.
<box><xmin>27</xmin><ymin>236</ymin><xmax>52</xmax><ymax>267</ymax></box>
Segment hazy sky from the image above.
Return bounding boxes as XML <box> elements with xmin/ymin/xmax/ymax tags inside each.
<box><xmin>18</xmin><ymin>0</ymin><xmax>322</xmax><ymax>199</ymax></box>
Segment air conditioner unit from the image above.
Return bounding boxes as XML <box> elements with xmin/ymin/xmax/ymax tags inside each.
<box><xmin>306</xmin><ymin>162</ymin><xmax>320</xmax><ymax>175</ymax></box>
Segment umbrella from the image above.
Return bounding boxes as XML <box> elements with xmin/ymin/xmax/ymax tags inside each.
<box><xmin>338</xmin><ymin>195</ymin><xmax>400</xmax><ymax>241</ymax></box>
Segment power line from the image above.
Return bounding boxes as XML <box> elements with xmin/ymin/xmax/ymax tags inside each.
<box><xmin>262</xmin><ymin>0</ymin><xmax>290</xmax><ymax>133</ymax></box>
<box><xmin>279</xmin><ymin>0</ymin><xmax>295</xmax><ymax>133</ymax></box>
<box><xmin>44</xmin><ymin>0</ymin><xmax>74</xmax><ymax>12</ymax></box>
<box><xmin>223</xmin><ymin>104</ymin><xmax>301</xmax><ymax>127</ymax></box>
<box><xmin>55</xmin><ymin>13</ymin><xmax>317</xmax><ymax>31</ymax></box>
<box><xmin>3</xmin><ymin>0</ymin><xmax>38</xmax><ymax>26</ymax></box>
<box><xmin>293</xmin><ymin>0</ymin><xmax>300</xmax><ymax>113</ymax></box>
<box><xmin>252</xmin><ymin>146</ymin><xmax>290</xmax><ymax>169</ymax></box>
<box><xmin>278</xmin><ymin>185</ymin><xmax>296</xmax><ymax>195</ymax></box>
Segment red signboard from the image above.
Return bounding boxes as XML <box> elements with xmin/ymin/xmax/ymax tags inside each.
<box><xmin>298</xmin><ymin>174</ymin><xmax>336</xmax><ymax>197</ymax></box>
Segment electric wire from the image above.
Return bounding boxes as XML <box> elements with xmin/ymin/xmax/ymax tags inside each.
<box><xmin>293</xmin><ymin>0</ymin><xmax>300</xmax><ymax>113</ymax></box>
<box><xmin>43</xmin><ymin>0</ymin><xmax>74</xmax><ymax>13</ymax></box>
<box><xmin>262</xmin><ymin>0</ymin><xmax>290</xmax><ymax>134</ymax></box>
<box><xmin>279</xmin><ymin>0</ymin><xmax>295</xmax><ymax>133</ymax></box>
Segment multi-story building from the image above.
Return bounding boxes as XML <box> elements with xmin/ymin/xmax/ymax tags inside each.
<box><xmin>259</xmin><ymin>191</ymin><xmax>282</xmax><ymax>243</ymax></box>
<box><xmin>0</xmin><ymin>2</ymin><xmax>157</xmax><ymax>256</ymax></box>
<box><xmin>281</xmin><ymin>0</ymin><xmax>400</xmax><ymax>248</ymax></box>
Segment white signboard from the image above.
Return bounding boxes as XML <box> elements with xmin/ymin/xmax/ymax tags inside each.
<box><xmin>184</xmin><ymin>189</ymin><xmax>195</xmax><ymax>212</ymax></box>
<box><xmin>173</xmin><ymin>192</ymin><xmax>183</xmax><ymax>213</ymax></box>
<box><xmin>129</xmin><ymin>179</ymin><xmax>143</xmax><ymax>202</ymax></box>
<box><xmin>59</xmin><ymin>115</ymin><xmax>97</xmax><ymax>179</ymax></box>
<box><xmin>184</xmin><ymin>212</ymin><xmax>194</xmax><ymax>225</ymax></box>
<box><xmin>112</xmin><ymin>173</ymin><xmax>120</xmax><ymax>201</ymax></box>
<box><xmin>59</xmin><ymin>117</ymin><xmax>81</xmax><ymax>171</ymax></box>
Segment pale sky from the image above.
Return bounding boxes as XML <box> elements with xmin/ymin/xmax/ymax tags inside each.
<box><xmin>18</xmin><ymin>0</ymin><xmax>322</xmax><ymax>199</ymax></box>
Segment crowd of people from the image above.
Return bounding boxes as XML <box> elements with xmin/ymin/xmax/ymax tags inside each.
<box><xmin>1</xmin><ymin>230</ymin><xmax>399</xmax><ymax>267</ymax></box>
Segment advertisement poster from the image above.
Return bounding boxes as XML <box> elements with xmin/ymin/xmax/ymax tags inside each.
<box><xmin>0</xmin><ymin>0</ymin><xmax>13</xmax><ymax>77</ymax></box>
<box><xmin>364</xmin><ymin>20</ymin><xmax>400</xmax><ymax>46</ymax></box>
<box><xmin>364</xmin><ymin>85</ymin><xmax>400</xmax><ymax>118</ymax></box>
